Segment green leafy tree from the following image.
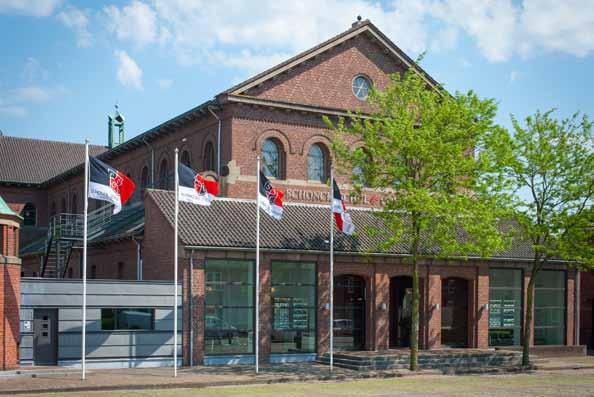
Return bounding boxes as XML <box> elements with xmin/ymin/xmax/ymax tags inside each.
<box><xmin>497</xmin><ymin>110</ymin><xmax>593</xmax><ymax>366</ymax></box>
<box><xmin>325</xmin><ymin>69</ymin><xmax>510</xmax><ymax>371</ymax></box>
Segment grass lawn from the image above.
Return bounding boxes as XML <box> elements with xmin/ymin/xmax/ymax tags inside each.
<box><xmin>18</xmin><ymin>372</ymin><xmax>594</xmax><ymax>397</ymax></box>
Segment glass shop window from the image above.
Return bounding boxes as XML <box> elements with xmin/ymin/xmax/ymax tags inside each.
<box><xmin>271</xmin><ymin>262</ymin><xmax>316</xmax><ymax>354</ymax></box>
<box><xmin>205</xmin><ymin>259</ymin><xmax>254</xmax><ymax>355</ymax></box>
<box><xmin>534</xmin><ymin>270</ymin><xmax>566</xmax><ymax>345</ymax></box>
<box><xmin>101</xmin><ymin>308</ymin><xmax>155</xmax><ymax>330</ymax></box>
<box><xmin>488</xmin><ymin>268</ymin><xmax>522</xmax><ymax>346</ymax></box>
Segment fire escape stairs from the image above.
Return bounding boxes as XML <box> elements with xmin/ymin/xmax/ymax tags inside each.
<box><xmin>40</xmin><ymin>205</ymin><xmax>115</xmax><ymax>278</ymax></box>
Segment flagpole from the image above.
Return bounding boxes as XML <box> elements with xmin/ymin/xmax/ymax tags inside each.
<box><xmin>174</xmin><ymin>148</ymin><xmax>179</xmax><ymax>377</ymax></box>
<box><xmin>255</xmin><ymin>156</ymin><xmax>260</xmax><ymax>374</ymax></box>
<box><xmin>81</xmin><ymin>139</ymin><xmax>89</xmax><ymax>380</ymax></box>
<box><xmin>329</xmin><ymin>166</ymin><xmax>334</xmax><ymax>373</ymax></box>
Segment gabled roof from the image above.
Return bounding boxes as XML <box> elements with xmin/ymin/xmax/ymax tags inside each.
<box><xmin>147</xmin><ymin>189</ymin><xmax>538</xmax><ymax>260</ymax></box>
<box><xmin>0</xmin><ymin>135</ymin><xmax>106</xmax><ymax>185</ymax></box>
<box><xmin>223</xmin><ymin>19</ymin><xmax>440</xmax><ymax>96</ymax></box>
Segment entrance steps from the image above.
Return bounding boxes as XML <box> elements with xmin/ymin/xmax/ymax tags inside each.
<box><xmin>318</xmin><ymin>349</ymin><xmax>523</xmax><ymax>372</ymax></box>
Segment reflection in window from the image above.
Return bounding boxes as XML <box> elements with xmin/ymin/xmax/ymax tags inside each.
<box><xmin>101</xmin><ymin>308</ymin><xmax>155</xmax><ymax>330</ymax></box>
<box><xmin>534</xmin><ymin>270</ymin><xmax>566</xmax><ymax>345</ymax></box>
<box><xmin>489</xmin><ymin>269</ymin><xmax>522</xmax><ymax>346</ymax></box>
<box><xmin>307</xmin><ymin>144</ymin><xmax>327</xmax><ymax>182</ymax></box>
<box><xmin>205</xmin><ymin>259</ymin><xmax>254</xmax><ymax>355</ymax></box>
<box><xmin>22</xmin><ymin>202</ymin><xmax>36</xmax><ymax>226</ymax></box>
<box><xmin>204</xmin><ymin>142</ymin><xmax>215</xmax><ymax>171</ymax></box>
<box><xmin>141</xmin><ymin>166</ymin><xmax>149</xmax><ymax>192</ymax></box>
<box><xmin>158</xmin><ymin>159</ymin><xmax>169</xmax><ymax>189</ymax></box>
<box><xmin>71</xmin><ymin>194</ymin><xmax>78</xmax><ymax>214</ymax></box>
<box><xmin>262</xmin><ymin>138</ymin><xmax>282</xmax><ymax>178</ymax></box>
<box><xmin>271</xmin><ymin>262</ymin><xmax>316</xmax><ymax>353</ymax></box>
<box><xmin>181</xmin><ymin>150</ymin><xmax>191</xmax><ymax>168</ymax></box>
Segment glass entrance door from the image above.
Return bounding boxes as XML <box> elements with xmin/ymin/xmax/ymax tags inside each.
<box><xmin>441</xmin><ymin>278</ymin><xmax>468</xmax><ymax>347</ymax></box>
<box><xmin>334</xmin><ymin>275</ymin><xmax>365</xmax><ymax>351</ymax></box>
<box><xmin>390</xmin><ymin>276</ymin><xmax>413</xmax><ymax>348</ymax></box>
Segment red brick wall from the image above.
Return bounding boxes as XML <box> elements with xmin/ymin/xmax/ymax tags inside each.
<box><xmin>245</xmin><ymin>34</ymin><xmax>405</xmax><ymax>113</ymax></box>
<box><xmin>580</xmin><ymin>270</ymin><xmax>594</xmax><ymax>348</ymax></box>
<box><xmin>1</xmin><ymin>263</ymin><xmax>20</xmax><ymax>370</ymax></box>
<box><xmin>566</xmin><ymin>270</ymin><xmax>576</xmax><ymax>345</ymax></box>
<box><xmin>142</xmin><ymin>194</ymin><xmax>176</xmax><ymax>281</ymax></box>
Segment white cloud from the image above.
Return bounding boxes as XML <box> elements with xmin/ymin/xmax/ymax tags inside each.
<box><xmin>0</xmin><ymin>0</ymin><xmax>62</xmax><ymax>17</ymax></box>
<box><xmin>0</xmin><ymin>105</ymin><xmax>27</xmax><ymax>117</ymax></box>
<box><xmin>104</xmin><ymin>0</ymin><xmax>157</xmax><ymax>47</ymax></box>
<box><xmin>157</xmin><ymin>79</ymin><xmax>173</xmax><ymax>89</ymax></box>
<box><xmin>12</xmin><ymin>85</ymin><xmax>51</xmax><ymax>102</ymax></box>
<box><xmin>509</xmin><ymin>70</ymin><xmax>519</xmax><ymax>83</ymax></box>
<box><xmin>21</xmin><ymin>57</ymin><xmax>48</xmax><ymax>82</ymax></box>
<box><xmin>114</xmin><ymin>50</ymin><xmax>143</xmax><ymax>90</ymax></box>
<box><xmin>99</xmin><ymin>0</ymin><xmax>594</xmax><ymax>71</ymax></box>
<box><xmin>57</xmin><ymin>5</ymin><xmax>92</xmax><ymax>48</ymax></box>
<box><xmin>519</xmin><ymin>0</ymin><xmax>594</xmax><ymax>58</ymax></box>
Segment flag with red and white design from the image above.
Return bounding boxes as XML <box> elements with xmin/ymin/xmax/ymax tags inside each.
<box><xmin>178</xmin><ymin>162</ymin><xmax>218</xmax><ymax>206</ymax></box>
<box><xmin>258</xmin><ymin>171</ymin><xmax>284</xmax><ymax>220</ymax></box>
<box><xmin>332</xmin><ymin>179</ymin><xmax>355</xmax><ymax>235</ymax></box>
<box><xmin>88</xmin><ymin>156</ymin><xmax>135</xmax><ymax>214</ymax></box>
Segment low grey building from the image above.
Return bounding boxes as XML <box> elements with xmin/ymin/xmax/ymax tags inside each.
<box><xmin>20</xmin><ymin>278</ymin><xmax>181</xmax><ymax>368</ymax></box>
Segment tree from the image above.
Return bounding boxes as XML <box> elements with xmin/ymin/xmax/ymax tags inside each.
<box><xmin>496</xmin><ymin>110</ymin><xmax>593</xmax><ymax>366</ymax></box>
<box><xmin>325</xmin><ymin>69</ymin><xmax>510</xmax><ymax>371</ymax></box>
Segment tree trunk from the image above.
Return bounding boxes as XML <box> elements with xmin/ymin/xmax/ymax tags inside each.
<box><xmin>409</xmin><ymin>217</ymin><xmax>421</xmax><ymax>371</ymax></box>
<box><xmin>410</xmin><ymin>253</ymin><xmax>420</xmax><ymax>371</ymax></box>
<box><xmin>522</xmin><ymin>264</ymin><xmax>537</xmax><ymax>367</ymax></box>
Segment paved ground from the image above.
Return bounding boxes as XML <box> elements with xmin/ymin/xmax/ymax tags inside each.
<box><xmin>10</xmin><ymin>370</ymin><xmax>594</xmax><ymax>397</ymax></box>
<box><xmin>1</xmin><ymin>356</ymin><xmax>594</xmax><ymax>396</ymax></box>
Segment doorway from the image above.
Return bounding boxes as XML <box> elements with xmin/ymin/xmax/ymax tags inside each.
<box><xmin>34</xmin><ymin>309</ymin><xmax>58</xmax><ymax>365</ymax></box>
<box><xmin>334</xmin><ymin>275</ymin><xmax>366</xmax><ymax>351</ymax></box>
<box><xmin>390</xmin><ymin>276</ymin><xmax>413</xmax><ymax>348</ymax></box>
<box><xmin>441</xmin><ymin>278</ymin><xmax>468</xmax><ymax>348</ymax></box>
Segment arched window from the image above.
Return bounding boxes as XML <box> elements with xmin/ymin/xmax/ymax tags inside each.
<box><xmin>307</xmin><ymin>143</ymin><xmax>328</xmax><ymax>182</ymax></box>
<box><xmin>181</xmin><ymin>150</ymin><xmax>191</xmax><ymax>168</ymax></box>
<box><xmin>158</xmin><ymin>158</ymin><xmax>169</xmax><ymax>189</ymax></box>
<box><xmin>352</xmin><ymin>148</ymin><xmax>370</xmax><ymax>187</ymax></box>
<box><xmin>204</xmin><ymin>142</ymin><xmax>215</xmax><ymax>171</ymax></box>
<box><xmin>262</xmin><ymin>138</ymin><xmax>283</xmax><ymax>179</ymax></box>
<box><xmin>71</xmin><ymin>194</ymin><xmax>78</xmax><ymax>214</ymax></box>
<box><xmin>141</xmin><ymin>166</ymin><xmax>149</xmax><ymax>192</ymax></box>
<box><xmin>61</xmin><ymin>197</ymin><xmax>67</xmax><ymax>213</ymax></box>
<box><xmin>21</xmin><ymin>203</ymin><xmax>36</xmax><ymax>226</ymax></box>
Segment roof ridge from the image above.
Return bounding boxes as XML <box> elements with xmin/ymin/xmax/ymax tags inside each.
<box><xmin>0</xmin><ymin>134</ymin><xmax>106</xmax><ymax>148</ymax></box>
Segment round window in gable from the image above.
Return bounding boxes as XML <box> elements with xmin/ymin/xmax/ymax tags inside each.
<box><xmin>352</xmin><ymin>75</ymin><xmax>371</xmax><ymax>100</ymax></box>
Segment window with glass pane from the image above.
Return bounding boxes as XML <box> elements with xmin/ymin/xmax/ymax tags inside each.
<box><xmin>534</xmin><ymin>270</ymin><xmax>566</xmax><ymax>345</ymax></box>
<box><xmin>489</xmin><ymin>269</ymin><xmax>522</xmax><ymax>346</ymax></box>
<box><xmin>307</xmin><ymin>144</ymin><xmax>326</xmax><ymax>182</ymax></box>
<box><xmin>271</xmin><ymin>262</ymin><xmax>316</xmax><ymax>353</ymax></box>
<box><xmin>205</xmin><ymin>259</ymin><xmax>254</xmax><ymax>355</ymax></box>
<box><xmin>262</xmin><ymin>138</ymin><xmax>281</xmax><ymax>178</ymax></box>
<box><xmin>101</xmin><ymin>308</ymin><xmax>154</xmax><ymax>330</ymax></box>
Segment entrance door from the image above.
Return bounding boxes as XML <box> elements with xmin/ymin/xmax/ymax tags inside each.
<box><xmin>441</xmin><ymin>278</ymin><xmax>468</xmax><ymax>347</ymax></box>
<box><xmin>34</xmin><ymin>309</ymin><xmax>58</xmax><ymax>365</ymax></box>
<box><xmin>390</xmin><ymin>276</ymin><xmax>413</xmax><ymax>348</ymax></box>
<box><xmin>334</xmin><ymin>275</ymin><xmax>365</xmax><ymax>351</ymax></box>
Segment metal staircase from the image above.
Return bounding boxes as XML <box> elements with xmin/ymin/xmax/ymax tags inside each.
<box><xmin>40</xmin><ymin>205</ymin><xmax>115</xmax><ymax>278</ymax></box>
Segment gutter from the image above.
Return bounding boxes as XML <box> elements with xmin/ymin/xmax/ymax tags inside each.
<box><xmin>182</xmin><ymin>244</ymin><xmax>571</xmax><ymax>264</ymax></box>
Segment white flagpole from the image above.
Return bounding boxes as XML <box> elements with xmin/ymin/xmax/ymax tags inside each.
<box><xmin>81</xmin><ymin>139</ymin><xmax>89</xmax><ymax>380</ymax></box>
<box><xmin>174</xmin><ymin>148</ymin><xmax>179</xmax><ymax>377</ymax></box>
<box><xmin>255</xmin><ymin>156</ymin><xmax>260</xmax><ymax>374</ymax></box>
<box><xmin>329</xmin><ymin>166</ymin><xmax>334</xmax><ymax>372</ymax></box>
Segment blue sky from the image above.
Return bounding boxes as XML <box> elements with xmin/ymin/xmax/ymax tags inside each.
<box><xmin>1</xmin><ymin>0</ymin><xmax>593</xmax><ymax>146</ymax></box>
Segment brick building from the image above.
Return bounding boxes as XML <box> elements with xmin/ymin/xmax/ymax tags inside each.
<box><xmin>0</xmin><ymin>20</ymin><xmax>583</xmax><ymax>367</ymax></box>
